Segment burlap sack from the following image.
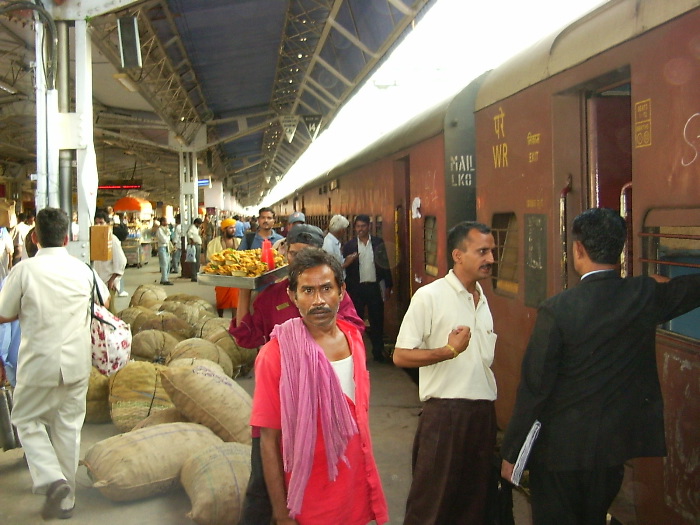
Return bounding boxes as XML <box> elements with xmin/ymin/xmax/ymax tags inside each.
<box><xmin>85</xmin><ymin>367</ymin><xmax>111</xmax><ymax>424</ymax></box>
<box><xmin>109</xmin><ymin>361</ymin><xmax>173</xmax><ymax>432</ymax></box>
<box><xmin>148</xmin><ymin>301</ymin><xmax>164</xmax><ymax>311</ymax></box>
<box><xmin>192</xmin><ymin>317</ymin><xmax>231</xmax><ymax>339</ymax></box>
<box><xmin>165</xmin><ymin>294</ymin><xmax>217</xmax><ymax>317</ymax></box>
<box><xmin>237</xmin><ymin>346</ymin><xmax>258</xmax><ymax>376</ymax></box>
<box><xmin>129</xmin><ymin>310</ymin><xmax>160</xmax><ymax>334</ymax></box>
<box><xmin>129</xmin><ymin>284</ymin><xmax>167</xmax><ymax>308</ymax></box>
<box><xmin>166</xmin><ymin>338</ymin><xmax>234</xmax><ymax>378</ymax></box>
<box><xmin>131</xmin><ymin>329</ymin><xmax>180</xmax><ymax>364</ymax></box>
<box><xmin>139</xmin><ymin>312</ymin><xmax>194</xmax><ymax>340</ymax></box>
<box><xmin>181</xmin><ymin>442</ymin><xmax>252</xmax><ymax>525</ymax></box>
<box><xmin>205</xmin><ymin>330</ymin><xmax>243</xmax><ymax>378</ymax></box>
<box><xmin>160</xmin><ymin>301</ymin><xmax>214</xmax><ymax>326</ymax></box>
<box><xmin>160</xmin><ymin>365</ymin><xmax>252</xmax><ymax>444</ymax></box>
<box><xmin>168</xmin><ymin>357</ymin><xmax>226</xmax><ymax>377</ymax></box>
<box><xmin>117</xmin><ymin>306</ymin><xmax>155</xmax><ymax>326</ymax></box>
<box><xmin>131</xmin><ymin>406</ymin><xmax>189</xmax><ymax>430</ymax></box>
<box><xmin>81</xmin><ymin>422</ymin><xmax>222</xmax><ymax>501</ymax></box>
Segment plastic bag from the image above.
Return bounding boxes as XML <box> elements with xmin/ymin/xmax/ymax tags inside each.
<box><xmin>185</xmin><ymin>244</ymin><xmax>197</xmax><ymax>263</ymax></box>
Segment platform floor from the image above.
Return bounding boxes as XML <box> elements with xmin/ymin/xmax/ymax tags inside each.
<box><xmin>0</xmin><ymin>255</ymin><xmax>532</xmax><ymax>524</ymax></box>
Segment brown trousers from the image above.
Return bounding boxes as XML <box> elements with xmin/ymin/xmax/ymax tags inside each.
<box><xmin>404</xmin><ymin>398</ymin><xmax>496</xmax><ymax>525</ymax></box>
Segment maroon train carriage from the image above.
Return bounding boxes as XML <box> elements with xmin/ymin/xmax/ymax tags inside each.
<box><xmin>273</xmin><ymin>1</ymin><xmax>700</xmax><ymax>523</ymax></box>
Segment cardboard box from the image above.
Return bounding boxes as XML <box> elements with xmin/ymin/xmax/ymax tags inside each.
<box><xmin>0</xmin><ymin>199</ymin><xmax>15</xmax><ymax>228</ymax></box>
<box><xmin>90</xmin><ymin>225</ymin><xmax>113</xmax><ymax>261</ymax></box>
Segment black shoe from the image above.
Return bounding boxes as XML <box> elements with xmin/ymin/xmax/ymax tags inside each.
<box><xmin>42</xmin><ymin>479</ymin><xmax>70</xmax><ymax>520</ymax></box>
<box><xmin>58</xmin><ymin>506</ymin><xmax>74</xmax><ymax>519</ymax></box>
<box><xmin>191</xmin><ymin>279</ymin><xmax>198</xmax><ymax>282</ymax></box>
<box><xmin>160</xmin><ymin>281</ymin><xmax>174</xmax><ymax>285</ymax></box>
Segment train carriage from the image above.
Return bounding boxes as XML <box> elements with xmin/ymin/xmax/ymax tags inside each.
<box><xmin>273</xmin><ymin>1</ymin><xmax>700</xmax><ymax>522</ymax></box>
<box><xmin>476</xmin><ymin>2</ymin><xmax>700</xmax><ymax>523</ymax></box>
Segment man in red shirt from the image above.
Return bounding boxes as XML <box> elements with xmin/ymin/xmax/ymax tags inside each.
<box><xmin>231</xmin><ymin>225</ymin><xmax>365</xmax><ymax>524</ymax></box>
<box><xmin>251</xmin><ymin>248</ymin><xmax>388</xmax><ymax>524</ymax></box>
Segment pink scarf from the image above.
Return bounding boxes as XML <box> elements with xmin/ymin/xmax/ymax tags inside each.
<box><xmin>272</xmin><ymin>317</ymin><xmax>359</xmax><ymax>518</ymax></box>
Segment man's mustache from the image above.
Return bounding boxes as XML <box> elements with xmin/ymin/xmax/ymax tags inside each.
<box><xmin>308</xmin><ymin>306</ymin><xmax>333</xmax><ymax>315</ymax></box>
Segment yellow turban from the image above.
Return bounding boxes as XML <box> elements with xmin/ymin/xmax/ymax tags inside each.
<box><xmin>220</xmin><ymin>218</ymin><xmax>236</xmax><ymax>230</ymax></box>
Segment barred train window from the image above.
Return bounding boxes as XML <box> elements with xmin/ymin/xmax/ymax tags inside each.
<box><xmin>424</xmin><ymin>216</ymin><xmax>438</xmax><ymax>277</ymax></box>
<box><xmin>491</xmin><ymin>213</ymin><xmax>519</xmax><ymax>295</ymax></box>
<box><xmin>641</xmin><ymin>208</ymin><xmax>700</xmax><ymax>340</ymax></box>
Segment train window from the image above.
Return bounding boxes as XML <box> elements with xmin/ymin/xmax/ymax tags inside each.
<box><xmin>491</xmin><ymin>213</ymin><xmax>519</xmax><ymax>296</ymax></box>
<box><xmin>424</xmin><ymin>216</ymin><xmax>438</xmax><ymax>277</ymax></box>
<box><xmin>641</xmin><ymin>208</ymin><xmax>700</xmax><ymax>340</ymax></box>
<box><xmin>375</xmin><ymin>216</ymin><xmax>383</xmax><ymax>239</ymax></box>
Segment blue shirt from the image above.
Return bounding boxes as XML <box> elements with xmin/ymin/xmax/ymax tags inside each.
<box><xmin>234</xmin><ymin>221</ymin><xmax>246</xmax><ymax>238</ymax></box>
<box><xmin>238</xmin><ymin>230</ymin><xmax>284</xmax><ymax>251</ymax></box>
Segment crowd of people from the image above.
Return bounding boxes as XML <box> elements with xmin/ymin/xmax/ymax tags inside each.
<box><xmin>1</xmin><ymin>205</ymin><xmax>699</xmax><ymax>524</ymax></box>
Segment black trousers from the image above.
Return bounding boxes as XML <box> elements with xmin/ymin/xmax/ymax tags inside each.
<box><xmin>529</xmin><ymin>464</ymin><xmax>624</xmax><ymax>525</ymax></box>
<box><xmin>347</xmin><ymin>281</ymin><xmax>385</xmax><ymax>359</ymax></box>
<box><xmin>240</xmin><ymin>436</ymin><xmax>272</xmax><ymax>525</ymax></box>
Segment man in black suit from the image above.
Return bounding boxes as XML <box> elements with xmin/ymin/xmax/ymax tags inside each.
<box><xmin>500</xmin><ymin>208</ymin><xmax>700</xmax><ymax>524</ymax></box>
<box><xmin>342</xmin><ymin>214</ymin><xmax>393</xmax><ymax>362</ymax></box>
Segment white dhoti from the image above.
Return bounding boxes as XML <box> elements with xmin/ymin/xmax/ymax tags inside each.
<box><xmin>11</xmin><ymin>376</ymin><xmax>89</xmax><ymax>508</ymax></box>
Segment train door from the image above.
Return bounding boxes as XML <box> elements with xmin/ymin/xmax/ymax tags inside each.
<box><xmin>393</xmin><ymin>156</ymin><xmax>411</xmax><ymax>320</ymax></box>
<box><xmin>585</xmin><ymin>84</ymin><xmax>632</xmax><ymax>212</ymax></box>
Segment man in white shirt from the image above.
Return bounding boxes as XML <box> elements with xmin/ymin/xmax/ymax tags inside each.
<box><xmin>93</xmin><ymin>209</ymin><xmax>128</xmax><ymax>312</ymax></box>
<box><xmin>393</xmin><ymin>221</ymin><xmax>498</xmax><ymax>525</ymax></box>
<box><xmin>187</xmin><ymin>217</ymin><xmax>203</xmax><ymax>281</ymax></box>
<box><xmin>0</xmin><ymin>207</ymin><xmax>108</xmax><ymax>520</ymax></box>
<box><xmin>322</xmin><ymin>214</ymin><xmax>349</xmax><ymax>268</ymax></box>
<box><xmin>14</xmin><ymin>210</ymin><xmax>34</xmax><ymax>263</ymax></box>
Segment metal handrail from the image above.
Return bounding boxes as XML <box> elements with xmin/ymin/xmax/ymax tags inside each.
<box><xmin>639</xmin><ymin>258</ymin><xmax>700</xmax><ymax>270</ymax></box>
<box><xmin>620</xmin><ymin>182</ymin><xmax>633</xmax><ymax>277</ymax></box>
<box><xmin>559</xmin><ymin>175</ymin><xmax>573</xmax><ymax>290</ymax></box>
<box><xmin>639</xmin><ymin>232</ymin><xmax>700</xmax><ymax>240</ymax></box>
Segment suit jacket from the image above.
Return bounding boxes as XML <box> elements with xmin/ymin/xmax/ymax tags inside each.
<box><xmin>501</xmin><ymin>271</ymin><xmax>700</xmax><ymax>471</ymax></box>
<box><xmin>342</xmin><ymin>236</ymin><xmax>393</xmax><ymax>291</ymax></box>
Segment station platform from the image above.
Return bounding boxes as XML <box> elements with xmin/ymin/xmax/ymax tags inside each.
<box><xmin>0</xmin><ymin>255</ymin><xmax>532</xmax><ymax>524</ymax></box>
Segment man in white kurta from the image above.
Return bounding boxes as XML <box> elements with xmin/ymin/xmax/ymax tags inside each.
<box><xmin>0</xmin><ymin>208</ymin><xmax>107</xmax><ymax>520</ymax></box>
<box><xmin>94</xmin><ymin>209</ymin><xmax>127</xmax><ymax>311</ymax></box>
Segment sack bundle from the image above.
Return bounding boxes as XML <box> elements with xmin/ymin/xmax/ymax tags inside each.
<box><xmin>109</xmin><ymin>361</ymin><xmax>173</xmax><ymax>432</ymax></box>
<box><xmin>131</xmin><ymin>329</ymin><xmax>180</xmax><ymax>364</ymax></box>
<box><xmin>160</xmin><ymin>364</ymin><xmax>252</xmax><ymax>444</ymax></box>
<box><xmin>181</xmin><ymin>442</ymin><xmax>252</xmax><ymax>525</ymax></box>
<box><xmin>192</xmin><ymin>316</ymin><xmax>231</xmax><ymax>339</ymax></box>
<box><xmin>165</xmin><ymin>294</ymin><xmax>217</xmax><ymax>317</ymax></box>
<box><xmin>129</xmin><ymin>284</ymin><xmax>167</xmax><ymax>308</ymax></box>
<box><xmin>117</xmin><ymin>306</ymin><xmax>155</xmax><ymax>326</ymax></box>
<box><xmin>85</xmin><ymin>367</ymin><xmax>111</xmax><ymax>423</ymax></box>
<box><xmin>138</xmin><ymin>312</ymin><xmax>194</xmax><ymax>340</ymax></box>
<box><xmin>82</xmin><ymin>422</ymin><xmax>222</xmax><ymax>501</ymax></box>
<box><xmin>166</xmin><ymin>338</ymin><xmax>234</xmax><ymax>378</ymax></box>
<box><xmin>159</xmin><ymin>301</ymin><xmax>214</xmax><ymax>326</ymax></box>
<box><xmin>131</xmin><ymin>406</ymin><xmax>189</xmax><ymax>430</ymax></box>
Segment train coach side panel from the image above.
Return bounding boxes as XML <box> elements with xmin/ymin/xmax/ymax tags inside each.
<box><xmin>475</xmin><ymin>84</ymin><xmax>556</xmax><ymax>429</ymax></box>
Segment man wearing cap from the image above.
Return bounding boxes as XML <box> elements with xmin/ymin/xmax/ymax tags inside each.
<box><xmin>273</xmin><ymin>211</ymin><xmax>305</xmax><ymax>258</ymax></box>
<box><xmin>231</xmin><ymin>224</ymin><xmax>365</xmax><ymax>525</ymax></box>
<box><xmin>206</xmin><ymin>217</ymin><xmax>239</xmax><ymax>317</ymax></box>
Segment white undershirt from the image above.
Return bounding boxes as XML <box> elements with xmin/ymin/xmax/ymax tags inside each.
<box><xmin>330</xmin><ymin>354</ymin><xmax>355</xmax><ymax>402</ymax></box>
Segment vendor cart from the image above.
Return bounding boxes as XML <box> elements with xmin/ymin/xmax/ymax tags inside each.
<box><xmin>122</xmin><ymin>238</ymin><xmax>144</xmax><ymax>267</ymax></box>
